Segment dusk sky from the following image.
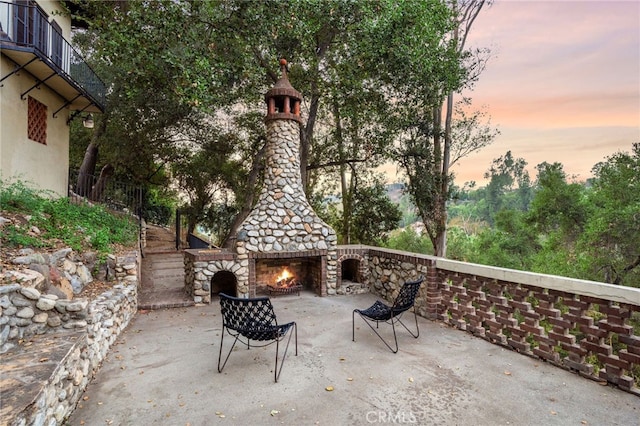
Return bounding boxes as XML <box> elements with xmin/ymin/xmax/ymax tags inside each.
<box><xmin>452</xmin><ymin>0</ymin><xmax>640</xmax><ymax>186</ymax></box>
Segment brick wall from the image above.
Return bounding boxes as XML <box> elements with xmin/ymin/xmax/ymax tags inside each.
<box><xmin>349</xmin><ymin>246</ymin><xmax>639</xmax><ymax>396</ymax></box>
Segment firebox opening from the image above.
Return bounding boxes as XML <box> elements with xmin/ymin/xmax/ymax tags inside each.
<box><xmin>341</xmin><ymin>259</ymin><xmax>361</xmax><ymax>283</ymax></box>
<box><xmin>211</xmin><ymin>271</ymin><xmax>237</xmax><ymax>297</ymax></box>
<box><xmin>255</xmin><ymin>257</ymin><xmax>322</xmax><ymax>296</ymax></box>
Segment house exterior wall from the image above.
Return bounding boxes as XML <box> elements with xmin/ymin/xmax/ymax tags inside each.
<box><xmin>0</xmin><ymin>0</ymin><xmax>71</xmax><ymax>197</ymax></box>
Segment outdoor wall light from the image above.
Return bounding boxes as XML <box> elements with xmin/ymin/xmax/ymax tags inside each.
<box><xmin>82</xmin><ymin>113</ymin><xmax>94</xmax><ymax>129</ymax></box>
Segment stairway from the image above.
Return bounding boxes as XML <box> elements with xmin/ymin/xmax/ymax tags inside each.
<box><xmin>138</xmin><ymin>225</ymin><xmax>194</xmax><ymax>310</ymax></box>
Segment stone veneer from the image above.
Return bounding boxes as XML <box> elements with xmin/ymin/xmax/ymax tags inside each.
<box><xmin>233</xmin><ymin>118</ymin><xmax>338</xmax><ymax>296</ymax></box>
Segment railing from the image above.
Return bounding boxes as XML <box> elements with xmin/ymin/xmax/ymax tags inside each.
<box><xmin>0</xmin><ymin>1</ymin><xmax>105</xmax><ymax>108</ymax></box>
<box><xmin>68</xmin><ymin>170</ymin><xmax>142</xmax><ymax>215</ymax></box>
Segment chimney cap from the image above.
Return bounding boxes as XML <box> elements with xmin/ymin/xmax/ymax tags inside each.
<box><xmin>265</xmin><ymin>58</ymin><xmax>303</xmax><ymax>123</ymax></box>
<box><xmin>266</xmin><ymin>58</ymin><xmax>301</xmax><ymax>99</ymax></box>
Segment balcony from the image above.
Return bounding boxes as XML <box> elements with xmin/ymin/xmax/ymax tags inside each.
<box><xmin>0</xmin><ymin>1</ymin><xmax>105</xmax><ymax>113</ymax></box>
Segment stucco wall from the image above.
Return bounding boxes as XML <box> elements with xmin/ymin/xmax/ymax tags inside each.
<box><xmin>0</xmin><ymin>0</ymin><xmax>71</xmax><ymax>197</ymax></box>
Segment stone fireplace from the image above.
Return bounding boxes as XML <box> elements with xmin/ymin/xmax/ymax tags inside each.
<box><xmin>184</xmin><ymin>59</ymin><xmax>338</xmax><ymax>302</ymax></box>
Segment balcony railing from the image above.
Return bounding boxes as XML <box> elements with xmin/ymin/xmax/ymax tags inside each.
<box><xmin>0</xmin><ymin>1</ymin><xmax>105</xmax><ymax>110</ymax></box>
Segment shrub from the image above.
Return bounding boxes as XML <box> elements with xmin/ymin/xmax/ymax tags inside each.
<box><xmin>1</xmin><ymin>179</ymin><xmax>138</xmax><ymax>255</ymax></box>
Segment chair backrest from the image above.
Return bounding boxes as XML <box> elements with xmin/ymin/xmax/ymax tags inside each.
<box><xmin>219</xmin><ymin>293</ymin><xmax>277</xmax><ymax>333</ymax></box>
<box><xmin>392</xmin><ymin>276</ymin><xmax>424</xmax><ymax>312</ymax></box>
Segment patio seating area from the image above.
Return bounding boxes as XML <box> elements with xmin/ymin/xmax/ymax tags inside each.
<box><xmin>68</xmin><ymin>291</ymin><xmax>639</xmax><ymax>425</ymax></box>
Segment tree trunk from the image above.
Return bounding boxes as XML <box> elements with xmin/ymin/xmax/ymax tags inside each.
<box><xmin>90</xmin><ymin>163</ymin><xmax>114</xmax><ymax>202</ymax></box>
<box><xmin>76</xmin><ymin>142</ymin><xmax>99</xmax><ymax>197</ymax></box>
<box><xmin>301</xmin><ymin>92</ymin><xmax>321</xmax><ymax>191</ymax></box>
<box><xmin>333</xmin><ymin>100</ymin><xmax>351</xmax><ymax>244</ymax></box>
<box><xmin>221</xmin><ymin>141</ymin><xmax>267</xmax><ymax>249</ymax></box>
<box><xmin>76</xmin><ymin>117</ymin><xmax>107</xmax><ymax>197</ymax></box>
<box><xmin>436</xmin><ymin>91</ymin><xmax>455</xmax><ymax>257</ymax></box>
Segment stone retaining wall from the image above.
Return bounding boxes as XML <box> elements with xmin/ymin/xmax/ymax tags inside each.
<box><xmin>1</xmin><ymin>252</ymin><xmax>139</xmax><ymax>426</ymax></box>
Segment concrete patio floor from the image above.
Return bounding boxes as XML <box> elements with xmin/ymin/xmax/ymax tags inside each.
<box><xmin>67</xmin><ymin>292</ymin><xmax>639</xmax><ymax>426</ymax></box>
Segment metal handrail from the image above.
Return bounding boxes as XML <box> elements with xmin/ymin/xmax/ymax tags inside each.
<box><xmin>0</xmin><ymin>1</ymin><xmax>105</xmax><ymax>108</ymax></box>
<box><xmin>68</xmin><ymin>169</ymin><xmax>143</xmax><ymax>214</ymax></box>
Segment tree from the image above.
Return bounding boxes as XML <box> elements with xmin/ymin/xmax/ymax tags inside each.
<box><xmin>527</xmin><ymin>162</ymin><xmax>586</xmax><ymax>238</ymax></box>
<box><xmin>170</xmin><ymin>123</ymin><xmax>243</xmax><ymax>236</ymax></box>
<box><xmin>479</xmin><ymin>151</ymin><xmax>531</xmax><ymax>224</ymax></box>
<box><xmin>68</xmin><ymin>0</ymin><xmax>471</xmax><ymax>240</ymax></box>
<box><xmin>351</xmin><ymin>177</ymin><xmax>402</xmax><ymax>245</ymax></box>
<box><xmin>579</xmin><ymin>144</ymin><xmax>640</xmax><ymax>286</ymax></box>
<box><xmin>68</xmin><ymin>1</ymin><xmax>208</xmax><ymax>193</ymax></box>
<box><xmin>395</xmin><ymin>0</ymin><xmax>497</xmax><ymax>257</ymax></box>
<box><xmin>472</xmin><ymin>209</ymin><xmax>539</xmax><ymax>270</ymax></box>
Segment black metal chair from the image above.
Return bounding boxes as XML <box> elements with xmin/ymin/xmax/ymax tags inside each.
<box><xmin>217</xmin><ymin>293</ymin><xmax>297</xmax><ymax>382</ymax></box>
<box><xmin>352</xmin><ymin>276</ymin><xmax>424</xmax><ymax>353</ymax></box>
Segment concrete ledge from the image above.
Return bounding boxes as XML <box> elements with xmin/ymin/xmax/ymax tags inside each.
<box><xmin>436</xmin><ymin>258</ymin><xmax>640</xmax><ymax>307</ymax></box>
<box><xmin>0</xmin><ymin>332</ymin><xmax>85</xmax><ymax>425</ymax></box>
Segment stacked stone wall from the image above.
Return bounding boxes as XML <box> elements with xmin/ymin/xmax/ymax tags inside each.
<box><xmin>1</xmin><ymin>252</ymin><xmax>139</xmax><ymax>425</ymax></box>
<box><xmin>365</xmin><ymin>248</ymin><xmax>432</xmax><ymax>317</ymax></box>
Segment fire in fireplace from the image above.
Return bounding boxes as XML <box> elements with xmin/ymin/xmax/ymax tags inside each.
<box><xmin>273</xmin><ymin>268</ymin><xmax>300</xmax><ymax>288</ymax></box>
<box><xmin>254</xmin><ymin>254</ymin><xmax>324</xmax><ymax>296</ymax></box>
<box><xmin>267</xmin><ymin>267</ymin><xmax>303</xmax><ymax>296</ymax></box>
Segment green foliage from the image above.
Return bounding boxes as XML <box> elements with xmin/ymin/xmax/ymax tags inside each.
<box><xmin>350</xmin><ymin>181</ymin><xmax>402</xmax><ymax>245</ymax></box>
<box><xmin>68</xmin><ymin>0</ymin><xmax>468</xmax><ymax>247</ymax></box>
<box><xmin>527</xmin><ymin>162</ymin><xmax>587</xmax><ymax>237</ymax></box>
<box><xmin>317</xmin><ymin>178</ymin><xmax>401</xmax><ymax>246</ymax></box>
<box><xmin>471</xmin><ymin>209</ymin><xmax>540</xmax><ymax>270</ymax></box>
<box><xmin>446</xmin><ymin>144</ymin><xmax>639</xmax><ymax>288</ymax></box>
<box><xmin>1</xmin><ymin>180</ymin><xmax>138</xmax><ymax>255</ymax></box>
<box><xmin>385</xmin><ymin>227</ymin><xmax>432</xmax><ymax>255</ymax></box>
<box><xmin>445</xmin><ymin>226</ymin><xmax>476</xmax><ymax>262</ymax></box>
<box><xmin>578</xmin><ymin>143</ymin><xmax>640</xmax><ymax>286</ymax></box>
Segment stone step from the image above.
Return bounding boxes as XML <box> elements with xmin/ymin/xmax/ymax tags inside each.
<box><xmin>144</xmin><ymin>262</ymin><xmax>184</xmax><ymax>272</ymax></box>
<box><xmin>139</xmin><ymin>233</ymin><xmax>193</xmax><ymax>309</ymax></box>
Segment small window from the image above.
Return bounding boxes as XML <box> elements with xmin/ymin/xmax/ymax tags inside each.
<box><xmin>27</xmin><ymin>96</ymin><xmax>47</xmax><ymax>145</ymax></box>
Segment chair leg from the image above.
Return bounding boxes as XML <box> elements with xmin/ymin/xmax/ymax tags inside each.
<box><xmin>217</xmin><ymin>328</ymin><xmax>240</xmax><ymax>373</ymax></box>
<box><xmin>353</xmin><ymin>311</ymin><xmax>399</xmax><ymax>353</ymax></box>
<box><xmin>397</xmin><ymin>308</ymin><xmax>420</xmax><ymax>338</ymax></box>
<box><xmin>274</xmin><ymin>323</ymin><xmax>297</xmax><ymax>383</ymax></box>
<box><xmin>352</xmin><ymin>310</ymin><xmax>356</xmax><ymax>342</ymax></box>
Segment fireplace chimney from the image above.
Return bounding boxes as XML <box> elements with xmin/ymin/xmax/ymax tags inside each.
<box><xmin>233</xmin><ymin>59</ymin><xmax>338</xmax><ymax>296</ymax></box>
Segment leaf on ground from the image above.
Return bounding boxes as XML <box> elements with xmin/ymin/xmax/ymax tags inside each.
<box><xmin>504</xmin><ymin>371</ymin><xmax>512</xmax><ymax>376</ymax></box>
<box><xmin>325</xmin><ymin>386</ymin><xmax>334</xmax><ymax>391</ymax></box>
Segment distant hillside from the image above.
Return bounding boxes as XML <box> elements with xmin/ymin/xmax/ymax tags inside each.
<box><xmin>385</xmin><ymin>183</ymin><xmax>405</xmax><ymax>203</ymax></box>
